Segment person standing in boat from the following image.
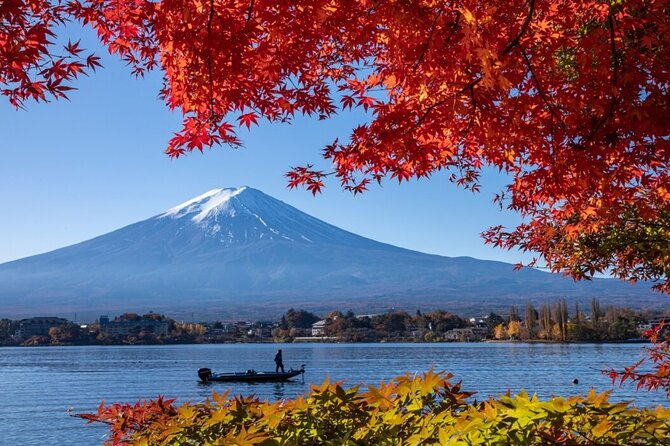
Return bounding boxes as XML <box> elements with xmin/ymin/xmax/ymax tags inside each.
<box><xmin>274</xmin><ymin>349</ymin><xmax>285</xmax><ymax>373</ymax></box>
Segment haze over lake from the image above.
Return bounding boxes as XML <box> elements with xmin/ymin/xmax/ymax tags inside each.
<box><xmin>1</xmin><ymin>342</ymin><xmax>666</xmax><ymax>445</ymax></box>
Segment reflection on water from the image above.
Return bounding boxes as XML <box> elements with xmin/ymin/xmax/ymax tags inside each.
<box><xmin>0</xmin><ymin>343</ymin><xmax>666</xmax><ymax>445</ymax></box>
<box><xmin>197</xmin><ymin>378</ymin><xmax>303</xmax><ymax>400</ymax></box>
<box><xmin>272</xmin><ymin>382</ymin><xmax>295</xmax><ymax>400</ymax></box>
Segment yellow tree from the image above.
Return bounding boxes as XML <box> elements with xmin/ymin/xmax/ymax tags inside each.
<box><xmin>494</xmin><ymin>324</ymin><xmax>508</xmax><ymax>340</ymax></box>
<box><xmin>507</xmin><ymin>320</ymin><xmax>522</xmax><ymax>339</ymax></box>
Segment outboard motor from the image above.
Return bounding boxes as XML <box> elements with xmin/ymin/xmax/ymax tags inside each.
<box><xmin>198</xmin><ymin>368</ymin><xmax>212</xmax><ymax>382</ymax></box>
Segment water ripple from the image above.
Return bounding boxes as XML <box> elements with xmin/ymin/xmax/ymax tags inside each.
<box><xmin>0</xmin><ymin>343</ymin><xmax>665</xmax><ymax>445</ymax></box>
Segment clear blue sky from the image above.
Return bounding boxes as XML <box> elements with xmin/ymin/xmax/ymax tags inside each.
<box><xmin>0</xmin><ymin>30</ymin><xmax>532</xmax><ymax>266</ymax></box>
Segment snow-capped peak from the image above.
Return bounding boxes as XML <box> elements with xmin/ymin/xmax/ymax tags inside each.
<box><xmin>161</xmin><ymin>186</ymin><xmax>247</xmax><ymax>222</ymax></box>
<box><xmin>154</xmin><ymin>185</ymin><xmax>369</xmax><ymax>247</ymax></box>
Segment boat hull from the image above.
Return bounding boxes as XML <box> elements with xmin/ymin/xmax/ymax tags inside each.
<box><xmin>198</xmin><ymin>367</ymin><xmax>305</xmax><ymax>383</ymax></box>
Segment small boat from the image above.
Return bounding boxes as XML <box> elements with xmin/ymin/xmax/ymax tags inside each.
<box><xmin>198</xmin><ymin>365</ymin><xmax>305</xmax><ymax>383</ymax></box>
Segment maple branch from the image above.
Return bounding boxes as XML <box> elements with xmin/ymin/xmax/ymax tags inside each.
<box><xmin>207</xmin><ymin>0</ymin><xmax>215</xmax><ymax>123</ymax></box>
<box><xmin>405</xmin><ymin>0</ymin><xmax>534</xmax><ymax>142</ymax></box>
<box><xmin>459</xmin><ymin>84</ymin><xmax>478</xmax><ymax>141</ymax></box>
<box><xmin>516</xmin><ymin>45</ymin><xmax>564</xmax><ymax>131</ymax></box>
<box><xmin>413</xmin><ymin>9</ymin><xmax>443</xmax><ymax>70</ymax></box>
<box><xmin>246</xmin><ymin>0</ymin><xmax>255</xmax><ymax>25</ymax></box>
<box><xmin>580</xmin><ymin>97</ymin><xmax>618</xmax><ymax>149</ymax></box>
<box><xmin>573</xmin><ymin>13</ymin><xmax>622</xmax><ymax>150</ymax></box>
<box><xmin>502</xmin><ymin>0</ymin><xmax>535</xmax><ymax>56</ymax></box>
<box><xmin>403</xmin><ymin>76</ymin><xmax>483</xmax><ymax>137</ymax></box>
<box><xmin>69</xmin><ymin>412</ymin><xmax>113</xmax><ymax>426</ymax></box>
<box><xmin>607</xmin><ymin>12</ymin><xmax>619</xmax><ymax>86</ymax></box>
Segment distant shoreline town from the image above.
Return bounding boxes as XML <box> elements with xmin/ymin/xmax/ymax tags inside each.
<box><xmin>1</xmin><ymin>298</ymin><xmax>666</xmax><ymax>347</ymax></box>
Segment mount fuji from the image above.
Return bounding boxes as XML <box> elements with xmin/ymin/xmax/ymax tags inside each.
<box><xmin>0</xmin><ymin>187</ymin><xmax>662</xmax><ymax>318</ymax></box>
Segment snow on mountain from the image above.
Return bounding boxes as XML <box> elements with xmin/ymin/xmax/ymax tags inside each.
<box><xmin>0</xmin><ymin>187</ymin><xmax>661</xmax><ymax>318</ymax></box>
<box><xmin>162</xmin><ymin>188</ymin><xmax>242</xmax><ymax>221</ymax></box>
<box><xmin>153</xmin><ymin>186</ymin><xmax>384</xmax><ymax>248</ymax></box>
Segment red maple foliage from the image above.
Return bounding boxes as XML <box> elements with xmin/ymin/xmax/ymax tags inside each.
<box><xmin>74</xmin><ymin>396</ymin><xmax>176</xmax><ymax>445</ymax></box>
<box><xmin>1</xmin><ymin>0</ymin><xmax>101</xmax><ymax>107</ymax></box>
<box><xmin>4</xmin><ymin>0</ymin><xmax>670</xmax><ymax>402</ymax></box>
<box><xmin>2</xmin><ymin>0</ymin><xmax>669</xmax><ymax>290</ymax></box>
<box><xmin>608</xmin><ymin>323</ymin><xmax>670</xmax><ymax>397</ymax></box>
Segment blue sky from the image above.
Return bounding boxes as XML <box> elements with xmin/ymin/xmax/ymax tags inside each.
<box><xmin>0</xmin><ymin>32</ymin><xmax>532</xmax><ymax>266</ymax></box>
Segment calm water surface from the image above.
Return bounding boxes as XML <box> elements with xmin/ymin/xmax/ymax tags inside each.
<box><xmin>0</xmin><ymin>343</ymin><xmax>666</xmax><ymax>445</ymax></box>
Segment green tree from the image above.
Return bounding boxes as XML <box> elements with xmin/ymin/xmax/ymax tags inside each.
<box><xmin>553</xmin><ymin>298</ymin><xmax>568</xmax><ymax>341</ymax></box>
<box><xmin>284</xmin><ymin>309</ymin><xmax>321</xmax><ymax>329</ymax></box>
<box><xmin>591</xmin><ymin>298</ymin><xmax>602</xmax><ymax>328</ymax></box>
<box><xmin>524</xmin><ymin>303</ymin><xmax>537</xmax><ymax>337</ymax></box>
<box><xmin>486</xmin><ymin>313</ymin><xmax>506</xmax><ymax>336</ymax></box>
<box><xmin>539</xmin><ymin>304</ymin><xmax>554</xmax><ymax>340</ymax></box>
<box><xmin>279</xmin><ymin>315</ymin><xmax>288</xmax><ymax>330</ymax></box>
<box><xmin>570</xmin><ymin>301</ymin><xmax>585</xmax><ymax>341</ymax></box>
<box><xmin>372</xmin><ymin>312</ymin><xmax>409</xmax><ymax>334</ymax></box>
<box><xmin>426</xmin><ymin>311</ymin><xmax>467</xmax><ymax>334</ymax></box>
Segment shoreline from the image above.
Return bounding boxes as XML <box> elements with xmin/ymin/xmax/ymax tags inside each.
<box><xmin>485</xmin><ymin>338</ymin><xmax>649</xmax><ymax>344</ymax></box>
<box><xmin>0</xmin><ymin>338</ymin><xmax>650</xmax><ymax>347</ymax></box>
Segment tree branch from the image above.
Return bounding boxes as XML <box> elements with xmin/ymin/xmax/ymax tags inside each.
<box><xmin>405</xmin><ymin>0</ymin><xmax>536</xmax><ymax>139</ymax></box>
<box><xmin>402</xmin><ymin>75</ymin><xmax>482</xmax><ymax>138</ymax></box>
<box><xmin>607</xmin><ymin>11</ymin><xmax>619</xmax><ymax>86</ymax></box>
<box><xmin>413</xmin><ymin>9</ymin><xmax>443</xmax><ymax>70</ymax></box>
<box><xmin>502</xmin><ymin>0</ymin><xmax>535</xmax><ymax>56</ymax></box>
<box><xmin>246</xmin><ymin>0</ymin><xmax>255</xmax><ymax>25</ymax></box>
<box><xmin>207</xmin><ymin>0</ymin><xmax>215</xmax><ymax>122</ymax></box>
<box><xmin>516</xmin><ymin>44</ymin><xmax>565</xmax><ymax>131</ymax></box>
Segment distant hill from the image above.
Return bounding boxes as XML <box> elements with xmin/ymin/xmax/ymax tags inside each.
<box><xmin>0</xmin><ymin>187</ymin><xmax>663</xmax><ymax>319</ymax></box>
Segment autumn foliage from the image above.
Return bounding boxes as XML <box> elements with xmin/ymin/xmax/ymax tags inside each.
<box><xmin>6</xmin><ymin>3</ymin><xmax>670</xmax><ymax>439</ymax></box>
<box><xmin>609</xmin><ymin>324</ymin><xmax>670</xmax><ymax>397</ymax></box>
<box><xmin>78</xmin><ymin>370</ymin><xmax>670</xmax><ymax>445</ymax></box>
<box><xmin>3</xmin><ymin>0</ymin><xmax>669</xmax><ymax>291</ymax></box>
<box><xmin>0</xmin><ymin>0</ymin><xmax>101</xmax><ymax>106</ymax></box>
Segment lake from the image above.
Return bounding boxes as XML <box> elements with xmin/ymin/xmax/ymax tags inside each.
<box><xmin>0</xmin><ymin>342</ymin><xmax>666</xmax><ymax>445</ymax></box>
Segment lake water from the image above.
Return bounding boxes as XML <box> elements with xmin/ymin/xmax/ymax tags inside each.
<box><xmin>1</xmin><ymin>342</ymin><xmax>667</xmax><ymax>445</ymax></box>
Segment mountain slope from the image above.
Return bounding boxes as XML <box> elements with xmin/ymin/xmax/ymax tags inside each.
<box><xmin>0</xmin><ymin>187</ymin><xmax>662</xmax><ymax>318</ymax></box>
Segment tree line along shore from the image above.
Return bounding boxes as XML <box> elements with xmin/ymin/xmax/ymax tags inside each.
<box><xmin>1</xmin><ymin>298</ymin><xmax>664</xmax><ymax>347</ymax></box>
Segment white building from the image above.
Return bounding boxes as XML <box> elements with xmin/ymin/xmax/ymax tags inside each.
<box><xmin>311</xmin><ymin>320</ymin><xmax>327</xmax><ymax>336</ymax></box>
